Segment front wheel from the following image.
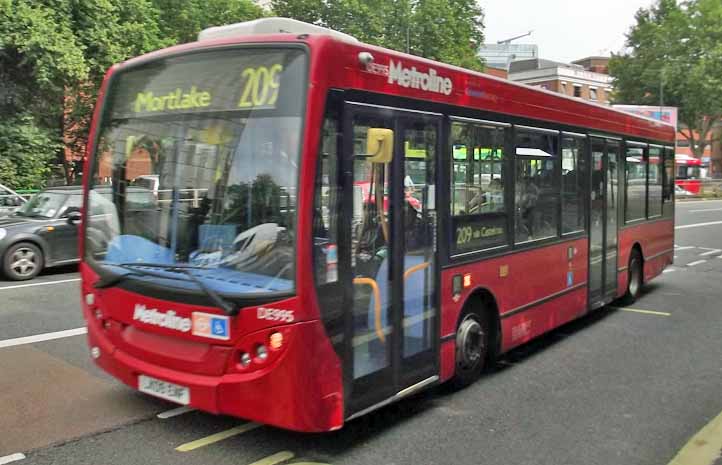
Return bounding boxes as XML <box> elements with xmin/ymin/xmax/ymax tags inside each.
<box><xmin>451</xmin><ymin>311</ymin><xmax>489</xmax><ymax>388</ymax></box>
<box><xmin>621</xmin><ymin>250</ymin><xmax>643</xmax><ymax>304</ymax></box>
<box><xmin>3</xmin><ymin>242</ymin><xmax>44</xmax><ymax>281</ymax></box>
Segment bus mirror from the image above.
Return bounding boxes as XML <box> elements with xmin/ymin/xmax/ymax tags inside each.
<box><xmin>366</xmin><ymin>128</ymin><xmax>393</xmax><ymax>163</ymax></box>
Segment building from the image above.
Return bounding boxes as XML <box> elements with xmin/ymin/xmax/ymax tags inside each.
<box><xmin>572</xmin><ymin>56</ymin><xmax>610</xmax><ymax>74</ymax></box>
<box><xmin>478</xmin><ymin>43</ymin><xmax>538</xmax><ymax>71</ymax></box>
<box><xmin>508</xmin><ymin>58</ymin><xmax>613</xmax><ymax>104</ymax></box>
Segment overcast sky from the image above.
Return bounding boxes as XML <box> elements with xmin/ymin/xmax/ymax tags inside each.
<box><xmin>480</xmin><ymin>0</ymin><xmax>656</xmax><ymax>63</ymax></box>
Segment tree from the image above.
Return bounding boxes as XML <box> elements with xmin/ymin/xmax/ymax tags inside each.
<box><xmin>271</xmin><ymin>0</ymin><xmax>485</xmax><ymax>71</ymax></box>
<box><xmin>0</xmin><ymin>0</ymin><xmax>264</xmax><ymax>189</ymax></box>
<box><xmin>609</xmin><ymin>0</ymin><xmax>722</xmax><ymax>162</ymax></box>
<box><xmin>152</xmin><ymin>0</ymin><xmax>265</xmax><ymax>45</ymax></box>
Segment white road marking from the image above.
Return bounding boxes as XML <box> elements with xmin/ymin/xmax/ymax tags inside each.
<box><xmin>0</xmin><ymin>278</ymin><xmax>80</xmax><ymax>291</ymax></box>
<box><xmin>687</xmin><ymin>260</ymin><xmax>707</xmax><ymax>267</ymax></box>
<box><xmin>674</xmin><ymin>246</ymin><xmax>695</xmax><ymax>250</ymax></box>
<box><xmin>699</xmin><ymin>249</ymin><xmax>721</xmax><ymax>256</ymax></box>
<box><xmin>157</xmin><ymin>406</ymin><xmax>196</xmax><ymax>419</ymax></box>
<box><xmin>663</xmin><ymin>269</ymin><xmax>676</xmax><ymax>273</ymax></box>
<box><xmin>689</xmin><ymin>207</ymin><xmax>722</xmax><ymax>213</ymax></box>
<box><xmin>0</xmin><ymin>453</ymin><xmax>26</xmax><ymax>465</ymax></box>
<box><xmin>676</xmin><ymin>221</ymin><xmax>722</xmax><ymax>230</ymax></box>
<box><xmin>0</xmin><ymin>327</ymin><xmax>87</xmax><ymax>349</ymax></box>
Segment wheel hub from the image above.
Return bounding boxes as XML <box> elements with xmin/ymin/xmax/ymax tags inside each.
<box><xmin>457</xmin><ymin>316</ymin><xmax>484</xmax><ymax>370</ymax></box>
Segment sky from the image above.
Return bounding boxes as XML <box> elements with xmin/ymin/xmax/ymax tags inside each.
<box><xmin>480</xmin><ymin>0</ymin><xmax>656</xmax><ymax>63</ymax></box>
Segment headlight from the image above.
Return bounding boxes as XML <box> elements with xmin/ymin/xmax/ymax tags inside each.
<box><xmin>0</xmin><ymin>228</ymin><xmax>6</xmax><ymax>241</ymax></box>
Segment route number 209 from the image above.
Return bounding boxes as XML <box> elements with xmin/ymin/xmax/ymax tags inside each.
<box><xmin>238</xmin><ymin>64</ymin><xmax>283</xmax><ymax>108</ymax></box>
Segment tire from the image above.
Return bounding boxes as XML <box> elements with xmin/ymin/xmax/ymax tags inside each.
<box><xmin>450</xmin><ymin>309</ymin><xmax>490</xmax><ymax>388</ymax></box>
<box><xmin>621</xmin><ymin>249</ymin><xmax>643</xmax><ymax>305</ymax></box>
<box><xmin>3</xmin><ymin>242</ymin><xmax>44</xmax><ymax>281</ymax></box>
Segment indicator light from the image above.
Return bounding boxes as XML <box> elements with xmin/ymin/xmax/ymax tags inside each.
<box><xmin>256</xmin><ymin>344</ymin><xmax>268</xmax><ymax>361</ymax></box>
<box><xmin>463</xmin><ymin>273</ymin><xmax>472</xmax><ymax>288</ymax></box>
<box><xmin>269</xmin><ymin>332</ymin><xmax>283</xmax><ymax>350</ymax></box>
<box><xmin>46</xmin><ymin>226</ymin><xmax>55</xmax><ymax>232</ymax></box>
<box><xmin>240</xmin><ymin>352</ymin><xmax>251</xmax><ymax>367</ymax></box>
<box><xmin>90</xmin><ymin>347</ymin><xmax>101</xmax><ymax>359</ymax></box>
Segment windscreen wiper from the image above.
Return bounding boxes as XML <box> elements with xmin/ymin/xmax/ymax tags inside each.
<box><xmin>98</xmin><ymin>262</ymin><xmax>236</xmax><ymax>316</ymax></box>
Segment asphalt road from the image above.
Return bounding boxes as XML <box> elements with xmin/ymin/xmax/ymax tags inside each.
<box><xmin>1</xmin><ymin>200</ymin><xmax>721</xmax><ymax>465</ymax></box>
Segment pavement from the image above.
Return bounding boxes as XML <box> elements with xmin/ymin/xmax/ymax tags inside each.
<box><xmin>0</xmin><ymin>200</ymin><xmax>721</xmax><ymax>465</ymax></box>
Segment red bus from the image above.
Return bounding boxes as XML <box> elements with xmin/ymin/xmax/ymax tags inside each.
<box><xmin>80</xmin><ymin>18</ymin><xmax>676</xmax><ymax>432</ymax></box>
<box><xmin>675</xmin><ymin>153</ymin><xmax>702</xmax><ymax>194</ymax></box>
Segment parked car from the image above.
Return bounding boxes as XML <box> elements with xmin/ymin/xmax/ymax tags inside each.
<box><xmin>0</xmin><ymin>185</ymin><xmax>155</xmax><ymax>280</ymax></box>
<box><xmin>0</xmin><ymin>183</ymin><xmax>27</xmax><ymax>217</ymax></box>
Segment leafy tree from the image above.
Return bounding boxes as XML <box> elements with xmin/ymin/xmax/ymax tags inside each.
<box><xmin>0</xmin><ymin>0</ymin><xmax>264</xmax><ymax>189</ymax></box>
<box><xmin>152</xmin><ymin>0</ymin><xmax>265</xmax><ymax>44</ymax></box>
<box><xmin>271</xmin><ymin>0</ymin><xmax>485</xmax><ymax>71</ymax></box>
<box><xmin>609</xmin><ymin>0</ymin><xmax>722</xmax><ymax>161</ymax></box>
<box><xmin>0</xmin><ymin>114</ymin><xmax>59</xmax><ymax>190</ymax></box>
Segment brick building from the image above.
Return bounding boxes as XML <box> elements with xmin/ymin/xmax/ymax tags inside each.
<box><xmin>508</xmin><ymin>58</ymin><xmax>613</xmax><ymax>104</ymax></box>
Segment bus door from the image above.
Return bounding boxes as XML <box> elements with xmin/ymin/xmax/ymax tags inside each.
<box><xmin>588</xmin><ymin>138</ymin><xmax>619</xmax><ymax>309</ymax></box>
<box><xmin>341</xmin><ymin>103</ymin><xmax>440</xmax><ymax>417</ymax></box>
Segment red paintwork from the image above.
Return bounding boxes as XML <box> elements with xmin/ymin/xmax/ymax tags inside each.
<box><xmin>676</xmin><ymin>155</ymin><xmax>703</xmax><ymax>194</ymax></box>
<box><xmin>616</xmin><ymin>220</ymin><xmax>674</xmax><ymax>297</ymax></box>
<box><xmin>439</xmin><ymin>239</ymin><xmax>588</xmax><ymax>381</ymax></box>
<box><xmin>81</xmin><ymin>32</ymin><xmax>676</xmax><ymax>431</ymax></box>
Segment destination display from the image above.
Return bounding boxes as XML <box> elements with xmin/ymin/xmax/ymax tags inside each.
<box><xmin>451</xmin><ymin>213</ymin><xmax>507</xmax><ymax>254</ymax></box>
<box><xmin>109</xmin><ymin>48</ymin><xmax>307</xmax><ymax>119</ymax></box>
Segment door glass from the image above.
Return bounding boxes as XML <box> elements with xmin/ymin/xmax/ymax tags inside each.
<box><xmin>402</xmin><ymin>121</ymin><xmax>436</xmax><ymax>358</ymax></box>
<box><xmin>351</xmin><ymin>113</ymin><xmax>393</xmax><ymax>379</ymax></box>
<box><xmin>605</xmin><ymin>144</ymin><xmax>619</xmax><ymax>294</ymax></box>
<box><xmin>589</xmin><ymin>142</ymin><xmax>605</xmax><ymax>297</ymax></box>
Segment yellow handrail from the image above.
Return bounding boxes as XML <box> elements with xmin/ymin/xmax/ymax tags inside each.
<box><xmin>352</xmin><ymin>277</ymin><xmax>385</xmax><ymax>343</ymax></box>
<box><xmin>403</xmin><ymin>261</ymin><xmax>431</xmax><ymax>281</ymax></box>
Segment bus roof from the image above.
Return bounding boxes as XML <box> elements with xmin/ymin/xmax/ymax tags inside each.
<box><xmin>113</xmin><ymin>19</ymin><xmax>676</xmax><ymax>144</ymax></box>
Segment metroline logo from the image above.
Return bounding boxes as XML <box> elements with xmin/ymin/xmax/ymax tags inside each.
<box><xmin>133</xmin><ymin>304</ymin><xmax>192</xmax><ymax>333</ymax></box>
<box><xmin>388</xmin><ymin>59</ymin><xmax>453</xmax><ymax>96</ymax></box>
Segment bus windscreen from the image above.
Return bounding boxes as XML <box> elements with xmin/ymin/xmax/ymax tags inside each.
<box><xmin>85</xmin><ymin>47</ymin><xmax>307</xmax><ymax>296</ymax></box>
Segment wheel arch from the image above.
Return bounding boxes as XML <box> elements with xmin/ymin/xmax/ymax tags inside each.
<box><xmin>2</xmin><ymin>235</ymin><xmax>49</xmax><ymax>265</ymax></box>
<box><xmin>456</xmin><ymin>287</ymin><xmax>502</xmax><ymax>361</ymax></box>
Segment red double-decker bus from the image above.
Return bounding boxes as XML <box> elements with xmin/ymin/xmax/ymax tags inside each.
<box><xmin>675</xmin><ymin>154</ymin><xmax>702</xmax><ymax>194</ymax></box>
<box><xmin>80</xmin><ymin>18</ymin><xmax>676</xmax><ymax>432</ymax></box>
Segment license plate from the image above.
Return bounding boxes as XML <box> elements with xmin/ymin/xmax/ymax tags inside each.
<box><xmin>138</xmin><ymin>375</ymin><xmax>190</xmax><ymax>405</ymax></box>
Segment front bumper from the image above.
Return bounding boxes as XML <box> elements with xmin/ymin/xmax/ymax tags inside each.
<box><xmin>85</xmin><ymin>312</ymin><xmax>344</xmax><ymax>432</ymax></box>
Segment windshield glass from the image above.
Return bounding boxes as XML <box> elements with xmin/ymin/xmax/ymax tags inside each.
<box><xmin>16</xmin><ymin>192</ymin><xmax>68</xmax><ymax>218</ymax></box>
<box><xmin>85</xmin><ymin>47</ymin><xmax>307</xmax><ymax>295</ymax></box>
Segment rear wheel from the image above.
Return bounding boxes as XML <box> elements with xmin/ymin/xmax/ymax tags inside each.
<box><xmin>3</xmin><ymin>242</ymin><xmax>43</xmax><ymax>281</ymax></box>
<box><xmin>451</xmin><ymin>310</ymin><xmax>489</xmax><ymax>388</ymax></box>
<box><xmin>622</xmin><ymin>249</ymin><xmax>643</xmax><ymax>304</ymax></box>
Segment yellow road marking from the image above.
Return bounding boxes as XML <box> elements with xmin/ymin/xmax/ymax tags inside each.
<box><xmin>668</xmin><ymin>410</ymin><xmax>722</xmax><ymax>465</ymax></box>
<box><xmin>613</xmin><ymin>307</ymin><xmax>671</xmax><ymax>317</ymax></box>
<box><xmin>175</xmin><ymin>422</ymin><xmax>260</xmax><ymax>452</ymax></box>
<box><xmin>248</xmin><ymin>451</ymin><xmax>295</xmax><ymax>465</ymax></box>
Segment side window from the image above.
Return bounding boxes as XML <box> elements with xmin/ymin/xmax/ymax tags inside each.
<box><xmin>648</xmin><ymin>146</ymin><xmax>663</xmax><ymax>218</ymax></box>
<box><xmin>662</xmin><ymin>146</ymin><xmax>675</xmax><ymax>218</ymax></box>
<box><xmin>313</xmin><ymin>115</ymin><xmax>340</xmax><ymax>285</ymax></box>
<box><xmin>514</xmin><ymin>129</ymin><xmax>559</xmax><ymax>243</ymax></box>
<box><xmin>561</xmin><ymin>135</ymin><xmax>587</xmax><ymax>234</ymax></box>
<box><xmin>449</xmin><ymin>120</ymin><xmax>508</xmax><ymax>254</ymax></box>
<box><xmin>60</xmin><ymin>194</ymin><xmax>83</xmax><ymax>217</ymax></box>
<box><xmin>625</xmin><ymin>144</ymin><xmax>647</xmax><ymax>222</ymax></box>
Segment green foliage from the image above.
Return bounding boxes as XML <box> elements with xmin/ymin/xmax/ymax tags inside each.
<box><xmin>0</xmin><ymin>0</ymin><xmax>264</xmax><ymax>188</ymax></box>
<box><xmin>609</xmin><ymin>0</ymin><xmax>722</xmax><ymax>157</ymax></box>
<box><xmin>0</xmin><ymin>114</ymin><xmax>59</xmax><ymax>190</ymax></box>
<box><xmin>271</xmin><ymin>0</ymin><xmax>485</xmax><ymax>71</ymax></box>
<box><xmin>153</xmin><ymin>0</ymin><xmax>266</xmax><ymax>44</ymax></box>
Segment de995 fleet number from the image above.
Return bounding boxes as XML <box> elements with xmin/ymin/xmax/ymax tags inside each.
<box><xmin>257</xmin><ymin>307</ymin><xmax>294</xmax><ymax>323</ymax></box>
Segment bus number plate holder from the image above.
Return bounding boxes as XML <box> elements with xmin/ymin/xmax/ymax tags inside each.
<box><xmin>138</xmin><ymin>374</ymin><xmax>190</xmax><ymax>405</ymax></box>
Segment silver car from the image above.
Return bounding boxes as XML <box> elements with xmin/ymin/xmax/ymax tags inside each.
<box><xmin>0</xmin><ymin>183</ymin><xmax>27</xmax><ymax>217</ymax></box>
